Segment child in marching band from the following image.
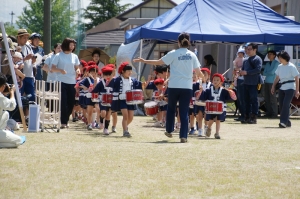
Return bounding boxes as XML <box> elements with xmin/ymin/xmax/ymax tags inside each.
<box><xmin>92</xmin><ymin>65</ymin><xmax>114</xmax><ymax>135</ymax></box>
<box><xmin>110</xmin><ymin>62</ymin><xmax>142</xmax><ymax>137</ymax></box>
<box><xmin>194</xmin><ymin>68</ymin><xmax>212</xmax><ymax>136</ymax></box>
<box><xmin>200</xmin><ymin>73</ymin><xmax>236</xmax><ymax>139</ymax></box>
<box><xmin>78</xmin><ymin>66</ymin><xmax>89</xmax><ymax>124</ymax></box>
<box><xmin>189</xmin><ymin>70</ymin><xmax>198</xmax><ymax>135</ymax></box>
<box><xmin>79</xmin><ymin>65</ymin><xmax>99</xmax><ymax>130</ymax></box>
<box><xmin>153</xmin><ymin>78</ymin><xmax>168</xmax><ymax>127</ymax></box>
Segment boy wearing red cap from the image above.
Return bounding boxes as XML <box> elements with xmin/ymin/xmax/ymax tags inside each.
<box><xmin>200</xmin><ymin>73</ymin><xmax>236</xmax><ymax>139</ymax></box>
<box><xmin>79</xmin><ymin>65</ymin><xmax>99</xmax><ymax>130</ymax></box>
<box><xmin>91</xmin><ymin>66</ymin><xmax>114</xmax><ymax>135</ymax></box>
<box><xmin>110</xmin><ymin>62</ymin><xmax>142</xmax><ymax>137</ymax></box>
<box><xmin>153</xmin><ymin>78</ymin><xmax>168</xmax><ymax>127</ymax></box>
<box><xmin>193</xmin><ymin>68</ymin><xmax>212</xmax><ymax>136</ymax></box>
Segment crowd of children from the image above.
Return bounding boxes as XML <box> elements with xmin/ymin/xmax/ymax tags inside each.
<box><xmin>71</xmin><ymin>60</ymin><xmax>236</xmax><ymax>140</ymax></box>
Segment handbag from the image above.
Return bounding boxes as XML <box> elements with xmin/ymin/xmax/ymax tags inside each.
<box><xmin>275</xmin><ymin>80</ymin><xmax>295</xmax><ymax>90</ymax></box>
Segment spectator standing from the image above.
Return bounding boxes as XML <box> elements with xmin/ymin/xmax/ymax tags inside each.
<box><xmin>263</xmin><ymin>50</ymin><xmax>279</xmax><ymax>118</ymax></box>
<box><xmin>239</xmin><ymin>43</ymin><xmax>263</xmax><ymax>124</ymax></box>
<box><xmin>271</xmin><ymin>51</ymin><xmax>299</xmax><ymax>128</ymax></box>
<box><xmin>233</xmin><ymin>49</ymin><xmax>245</xmax><ymax>121</ymax></box>
<box><xmin>203</xmin><ymin>54</ymin><xmax>217</xmax><ymax>75</ymax></box>
<box><xmin>17</xmin><ymin>29</ymin><xmax>36</xmax><ymax>102</ymax></box>
<box><xmin>29</xmin><ymin>33</ymin><xmax>45</xmax><ymax>80</ymax></box>
<box><xmin>51</xmin><ymin>38</ymin><xmax>80</xmax><ymax>128</ymax></box>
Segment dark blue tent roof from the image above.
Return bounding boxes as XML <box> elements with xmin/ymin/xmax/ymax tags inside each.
<box><xmin>125</xmin><ymin>0</ymin><xmax>300</xmax><ymax>45</ymax></box>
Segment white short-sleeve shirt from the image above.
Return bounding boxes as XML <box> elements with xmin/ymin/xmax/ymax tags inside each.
<box><xmin>44</xmin><ymin>53</ymin><xmax>59</xmax><ymax>82</ymax></box>
<box><xmin>275</xmin><ymin>62</ymin><xmax>299</xmax><ymax>90</ymax></box>
<box><xmin>161</xmin><ymin>48</ymin><xmax>200</xmax><ymax>89</ymax></box>
<box><xmin>51</xmin><ymin>52</ymin><xmax>80</xmax><ymax>84</ymax></box>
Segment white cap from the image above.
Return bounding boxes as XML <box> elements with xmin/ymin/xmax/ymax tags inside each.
<box><xmin>13</xmin><ymin>52</ymin><xmax>22</xmax><ymax>59</ymax></box>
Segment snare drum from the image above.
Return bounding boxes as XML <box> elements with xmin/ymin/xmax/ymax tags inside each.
<box><xmin>91</xmin><ymin>93</ymin><xmax>99</xmax><ymax>103</ymax></box>
<box><xmin>101</xmin><ymin>93</ymin><xmax>113</xmax><ymax>106</ymax></box>
<box><xmin>205</xmin><ymin>101</ymin><xmax>224</xmax><ymax>114</ymax></box>
<box><xmin>144</xmin><ymin>101</ymin><xmax>158</xmax><ymax>116</ymax></box>
<box><xmin>126</xmin><ymin>89</ymin><xmax>144</xmax><ymax>105</ymax></box>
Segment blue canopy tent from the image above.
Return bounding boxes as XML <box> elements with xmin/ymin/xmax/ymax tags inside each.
<box><xmin>125</xmin><ymin>0</ymin><xmax>300</xmax><ymax>45</ymax></box>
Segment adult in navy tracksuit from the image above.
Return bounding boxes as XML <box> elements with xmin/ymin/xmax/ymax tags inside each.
<box><xmin>134</xmin><ymin>32</ymin><xmax>204</xmax><ymax>143</ymax></box>
<box><xmin>239</xmin><ymin>43</ymin><xmax>263</xmax><ymax>124</ymax></box>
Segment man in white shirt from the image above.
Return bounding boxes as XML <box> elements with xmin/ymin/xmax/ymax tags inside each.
<box><xmin>17</xmin><ymin>29</ymin><xmax>36</xmax><ymax>101</ymax></box>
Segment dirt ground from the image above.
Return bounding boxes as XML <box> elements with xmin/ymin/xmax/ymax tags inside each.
<box><xmin>1</xmin><ymin>113</ymin><xmax>299</xmax><ymax>199</ymax></box>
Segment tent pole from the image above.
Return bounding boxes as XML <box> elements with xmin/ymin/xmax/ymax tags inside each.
<box><xmin>296</xmin><ymin>45</ymin><xmax>299</xmax><ymax>68</ymax></box>
<box><xmin>0</xmin><ymin>22</ymin><xmax>27</xmax><ymax>132</ymax></box>
<box><xmin>138</xmin><ymin>39</ymin><xmax>143</xmax><ymax>80</ymax></box>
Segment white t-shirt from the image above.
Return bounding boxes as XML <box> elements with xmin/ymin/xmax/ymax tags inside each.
<box><xmin>275</xmin><ymin>62</ymin><xmax>299</xmax><ymax>90</ymax></box>
<box><xmin>44</xmin><ymin>53</ymin><xmax>58</xmax><ymax>82</ymax></box>
<box><xmin>51</xmin><ymin>52</ymin><xmax>80</xmax><ymax>84</ymax></box>
<box><xmin>122</xmin><ymin>79</ymin><xmax>131</xmax><ymax>94</ymax></box>
<box><xmin>162</xmin><ymin>48</ymin><xmax>200</xmax><ymax>89</ymax></box>
<box><xmin>21</xmin><ymin>42</ymin><xmax>34</xmax><ymax>78</ymax></box>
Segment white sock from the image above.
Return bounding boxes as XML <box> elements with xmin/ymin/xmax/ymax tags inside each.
<box><xmin>92</xmin><ymin>112</ymin><xmax>97</xmax><ymax>123</ymax></box>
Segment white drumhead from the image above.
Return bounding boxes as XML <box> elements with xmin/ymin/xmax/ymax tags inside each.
<box><xmin>144</xmin><ymin>101</ymin><xmax>158</xmax><ymax>108</ymax></box>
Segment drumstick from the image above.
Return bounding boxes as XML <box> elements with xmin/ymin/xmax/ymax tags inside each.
<box><xmin>222</xmin><ymin>68</ymin><xmax>231</xmax><ymax>76</ymax></box>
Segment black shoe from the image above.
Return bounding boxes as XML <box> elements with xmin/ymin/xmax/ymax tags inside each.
<box><xmin>234</xmin><ymin>118</ymin><xmax>241</xmax><ymax>121</ymax></box>
<box><xmin>248</xmin><ymin>114</ymin><xmax>257</xmax><ymax>124</ymax></box>
<box><xmin>279</xmin><ymin>123</ymin><xmax>286</xmax><ymax>128</ymax></box>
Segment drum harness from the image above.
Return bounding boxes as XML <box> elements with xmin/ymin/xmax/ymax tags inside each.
<box><xmin>210</xmin><ymin>86</ymin><xmax>227</xmax><ymax>111</ymax></box>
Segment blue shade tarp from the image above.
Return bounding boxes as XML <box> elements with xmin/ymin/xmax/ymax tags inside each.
<box><xmin>125</xmin><ymin>0</ymin><xmax>300</xmax><ymax>45</ymax></box>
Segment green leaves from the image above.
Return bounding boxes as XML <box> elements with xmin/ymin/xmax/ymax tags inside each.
<box><xmin>16</xmin><ymin>0</ymin><xmax>77</xmax><ymax>48</ymax></box>
<box><xmin>83</xmin><ymin>0</ymin><xmax>133</xmax><ymax>30</ymax></box>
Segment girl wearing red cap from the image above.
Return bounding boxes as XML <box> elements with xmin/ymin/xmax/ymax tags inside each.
<box><xmin>91</xmin><ymin>66</ymin><xmax>114</xmax><ymax>135</ymax></box>
<box><xmin>200</xmin><ymin>73</ymin><xmax>236</xmax><ymax>139</ymax></box>
<box><xmin>110</xmin><ymin>62</ymin><xmax>142</xmax><ymax>137</ymax></box>
<box><xmin>79</xmin><ymin>65</ymin><xmax>99</xmax><ymax>130</ymax></box>
<box><xmin>153</xmin><ymin>78</ymin><xmax>168</xmax><ymax>127</ymax></box>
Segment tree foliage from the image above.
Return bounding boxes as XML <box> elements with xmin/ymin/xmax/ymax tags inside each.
<box><xmin>83</xmin><ymin>0</ymin><xmax>133</xmax><ymax>30</ymax></box>
<box><xmin>16</xmin><ymin>0</ymin><xmax>78</xmax><ymax>48</ymax></box>
<box><xmin>3</xmin><ymin>22</ymin><xmax>18</xmax><ymax>36</ymax></box>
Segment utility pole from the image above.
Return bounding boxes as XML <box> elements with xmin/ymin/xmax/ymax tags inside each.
<box><xmin>9</xmin><ymin>11</ymin><xmax>15</xmax><ymax>26</ymax></box>
<box><xmin>43</xmin><ymin>0</ymin><xmax>51</xmax><ymax>81</ymax></box>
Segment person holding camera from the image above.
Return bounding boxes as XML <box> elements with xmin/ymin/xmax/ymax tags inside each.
<box><xmin>0</xmin><ymin>74</ymin><xmax>23</xmax><ymax>148</ymax></box>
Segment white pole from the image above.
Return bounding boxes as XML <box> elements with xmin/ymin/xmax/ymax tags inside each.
<box><xmin>138</xmin><ymin>39</ymin><xmax>143</xmax><ymax>80</ymax></box>
<box><xmin>296</xmin><ymin>45</ymin><xmax>299</xmax><ymax>67</ymax></box>
<box><xmin>0</xmin><ymin>22</ymin><xmax>27</xmax><ymax>131</ymax></box>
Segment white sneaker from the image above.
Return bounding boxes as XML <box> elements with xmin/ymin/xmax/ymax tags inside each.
<box><xmin>154</xmin><ymin>121</ymin><xmax>162</xmax><ymax>127</ymax></box>
<box><xmin>176</xmin><ymin>123</ymin><xmax>181</xmax><ymax>129</ymax></box>
<box><xmin>103</xmin><ymin>128</ymin><xmax>109</xmax><ymax>135</ymax></box>
<box><xmin>161</xmin><ymin>122</ymin><xmax>166</xmax><ymax>127</ymax></box>
<box><xmin>111</xmin><ymin>126</ymin><xmax>117</xmax><ymax>133</ymax></box>
<box><xmin>198</xmin><ymin>129</ymin><xmax>204</xmax><ymax>137</ymax></box>
<box><xmin>87</xmin><ymin>124</ymin><xmax>93</xmax><ymax>131</ymax></box>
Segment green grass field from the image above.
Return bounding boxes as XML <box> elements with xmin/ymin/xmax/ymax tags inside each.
<box><xmin>1</xmin><ymin>115</ymin><xmax>299</xmax><ymax>199</ymax></box>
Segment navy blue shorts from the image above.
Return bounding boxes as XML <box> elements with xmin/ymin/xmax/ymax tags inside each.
<box><xmin>205</xmin><ymin>112</ymin><xmax>226</xmax><ymax>122</ymax></box>
<box><xmin>85</xmin><ymin>98</ymin><xmax>95</xmax><ymax>106</ymax></box>
<box><xmin>189</xmin><ymin>107</ymin><xmax>195</xmax><ymax>116</ymax></box>
<box><xmin>100</xmin><ymin>104</ymin><xmax>111</xmax><ymax>111</ymax></box>
<box><xmin>111</xmin><ymin>100</ymin><xmax>136</xmax><ymax>112</ymax></box>
<box><xmin>159</xmin><ymin>104</ymin><xmax>167</xmax><ymax>111</ymax></box>
<box><xmin>194</xmin><ymin>105</ymin><xmax>205</xmax><ymax>115</ymax></box>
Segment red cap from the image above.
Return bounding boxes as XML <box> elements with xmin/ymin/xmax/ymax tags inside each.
<box><xmin>87</xmin><ymin>61</ymin><xmax>96</xmax><ymax>66</ymax></box>
<box><xmin>80</xmin><ymin>60</ymin><xmax>88</xmax><ymax>67</ymax></box>
<box><xmin>87</xmin><ymin>65</ymin><xmax>98</xmax><ymax>72</ymax></box>
<box><xmin>105</xmin><ymin>64</ymin><xmax>115</xmax><ymax>69</ymax></box>
<box><xmin>101</xmin><ymin>66</ymin><xmax>114</xmax><ymax>73</ymax></box>
<box><xmin>201</xmin><ymin>67</ymin><xmax>211</xmax><ymax>75</ymax></box>
<box><xmin>212</xmin><ymin>73</ymin><xmax>224</xmax><ymax>82</ymax></box>
<box><xmin>154</xmin><ymin>78</ymin><xmax>164</xmax><ymax>85</ymax></box>
<box><xmin>118</xmin><ymin>62</ymin><xmax>129</xmax><ymax>74</ymax></box>
<box><xmin>98</xmin><ymin>71</ymin><xmax>102</xmax><ymax>76</ymax></box>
